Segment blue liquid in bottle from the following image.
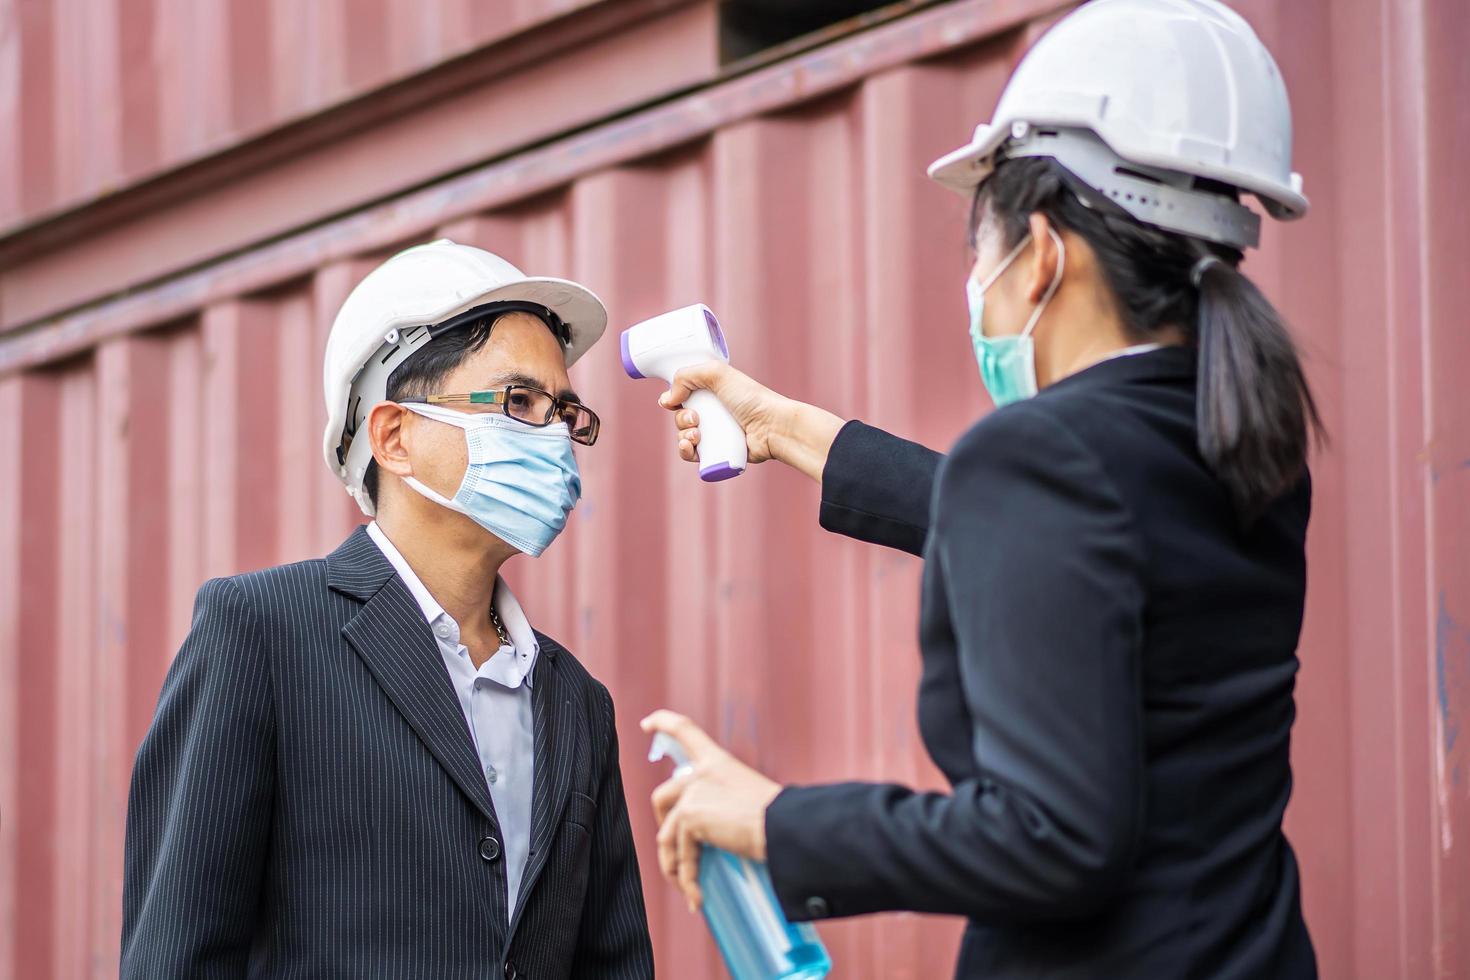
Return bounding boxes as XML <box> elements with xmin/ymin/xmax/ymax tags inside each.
<box><xmin>650</xmin><ymin>734</ymin><xmax>831</xmax><ymax>980</ymax></box>
<box><xmin>699</xmin><ymin>848</ymin><xmax>831</xmax><ymax>979</ymax></box>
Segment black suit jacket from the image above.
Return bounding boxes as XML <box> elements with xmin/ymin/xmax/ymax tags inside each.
<box><xmin>122</xmin><ymin>526</ymin><xmax>653</xmax><ymax>979</ymax></box>
<box><xmin>765</xmin><ymin>347</ymin><xmax>1317</xmax><ymax>979</ymax></box>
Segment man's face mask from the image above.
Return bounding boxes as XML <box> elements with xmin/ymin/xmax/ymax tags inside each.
<box><xmin>399</xmin><ymin>401</ymin><xmax>581</xmax><ymax>557</ymax></box>
<box><xmin>966</xmin><ymin>226</ymin><xmax>1066</xmax><ymax>407</ymax></box>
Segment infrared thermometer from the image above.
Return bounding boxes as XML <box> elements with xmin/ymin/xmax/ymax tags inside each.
<box><xmin>621</xmin><ymin>304</ymin><xmax>748</xmax><ymax>482</ymax></box>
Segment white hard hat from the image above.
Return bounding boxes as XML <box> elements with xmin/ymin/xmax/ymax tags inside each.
<box><xmin>322</xmin><ymin>238</ymin><xmax>606</xmax><ymax>516</ymax></box>
<box><xmin>928</xmin><ymin>0</ymin><xmax>1305</xmax><ymax>250</ymax></box>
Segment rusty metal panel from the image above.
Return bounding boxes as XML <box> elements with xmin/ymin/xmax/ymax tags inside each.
<box><xmin>0</xmin><ymin>0</ymin><xmax>721</xmax><ymax>334</ymax></box>
<box><xmin>1422</xmin><ymin>3</ymin><xmax>1470</xmax><ymax>975</ymax></box>
<box><xmin>0</xmin><ymin>0</ymin><xmax>673</xmax><ymax>231</ymax></box>
<box><xmin>1</xmin><ymin>0</ymin><xmax>1468</xmax><ymax>977</ymax></box>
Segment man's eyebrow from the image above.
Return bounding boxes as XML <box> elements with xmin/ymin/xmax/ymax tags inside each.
<box><xmin>486</xmin><ymin>371</ymin><xmax>581</xmax><ymax>403</ymax></box>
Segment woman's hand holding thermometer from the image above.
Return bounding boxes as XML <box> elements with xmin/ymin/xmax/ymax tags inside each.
<box><xmin>621</xmin><ymin>305</ymin><xmax>749</xmax><ymax>481</ymax></box>
<box><xmin>622</xmin><ymin>304</ymin><xmax>846</xmax><ymax>484</ymax></box>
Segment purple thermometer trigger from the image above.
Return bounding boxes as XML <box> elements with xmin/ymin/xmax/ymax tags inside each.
<box><xmin>699</xmin><ymin>461</ymin><xmax>743</xmax><ymax>483</ymax></box>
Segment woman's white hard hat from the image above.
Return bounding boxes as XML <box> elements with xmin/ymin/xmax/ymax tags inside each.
<box><xmin>928</xmin><ymin>0</ymin><xmax>1306</xmax><ymax>251</ymax></box>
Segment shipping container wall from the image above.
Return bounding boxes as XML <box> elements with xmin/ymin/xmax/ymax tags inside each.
<box><xmin>0</xmin><ymin>0</ymin><xmax>722</xmax><ymax>334</ymax></box>
<box><xmin>1</xmin><ymin>0</ymin><xmax>1467</xmax><ymax>977</ymax></box>
<box><xmin>0</xmin><ymin>0</ymin><xmax>657</xmax><ymax>230</ymax></box>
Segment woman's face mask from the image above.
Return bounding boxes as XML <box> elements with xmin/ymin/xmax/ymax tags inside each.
<box><xmin>399</xmin><ymin>401</ymin><xmax>581</xmax><ymax>557</ymax></box>
<box><xmin>966</xmin><ymin>226</ymin><xmax>1066</xmax><ymax>407</ymax></box>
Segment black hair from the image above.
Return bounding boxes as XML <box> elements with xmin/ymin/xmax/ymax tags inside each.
<box><xmin>361</xmin><ymin>316</ymin><xmax>499</xmax><ymax>509</ymax></box>
<box><xmin>972</xmin><ymin>156</ymin><xmax>1324</xmax><ymax>523</ymax></box>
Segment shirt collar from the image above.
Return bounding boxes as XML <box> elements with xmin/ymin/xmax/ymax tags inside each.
<box><xmin>366</xmin><ymin>521</ymin><xmax>540</xmax><ymax>686</ymax></box>
<box><xmin>1043</xmin><ymin>343</ymin><xmax>1195</xmax><ymax>396</ymax></box>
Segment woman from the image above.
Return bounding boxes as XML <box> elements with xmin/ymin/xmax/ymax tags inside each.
<box><xmin>641</xmin><ymin>0</ymin><xmax>1321</xmax><ymax>977</ymax></box>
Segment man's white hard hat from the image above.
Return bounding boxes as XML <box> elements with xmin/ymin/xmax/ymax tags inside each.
<box><xmin>322</xmin><ymin>239</ymin><xmax>606</xmax><ymax>516</ymax></box>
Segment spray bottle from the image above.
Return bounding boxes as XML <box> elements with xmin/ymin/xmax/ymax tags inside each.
<box><xmin>649</xmin><ymin>732</ymin><xmax>831</xmax><ymax>980</ymax></box>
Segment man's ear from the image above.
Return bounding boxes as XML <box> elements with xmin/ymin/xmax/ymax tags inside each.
<box><xmin>1024</xmin><ymin>212</ymin><xmax>1061</xmax><ymax>305</ymax></box>
<box><xmin>368</xmin><ymin>402</ymin><xmax>414</xmax><ymax>479</ymax></box>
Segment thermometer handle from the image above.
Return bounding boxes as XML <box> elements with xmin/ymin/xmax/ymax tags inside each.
<box><xmin>686</xmin><ymin>389</ymin><xmax>748</xmax><ymax>482</ymax></box>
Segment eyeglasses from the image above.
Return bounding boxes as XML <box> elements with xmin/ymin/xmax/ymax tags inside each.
<box><xmin>419</xmin><ymin>385</ymin><xmax>601</xmax><ymax>446</ymax></box>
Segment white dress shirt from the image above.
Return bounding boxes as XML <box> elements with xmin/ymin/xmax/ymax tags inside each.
<box><xmin>366</xmin><ymin>521</ymin><xmax>538</xmax><ymax>918</ymax></box>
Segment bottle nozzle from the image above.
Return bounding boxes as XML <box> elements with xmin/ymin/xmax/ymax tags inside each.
<box><xmin>648</xmin><ymin>732</ymin><xmax>694</xmax><ymax>777</ymax></box>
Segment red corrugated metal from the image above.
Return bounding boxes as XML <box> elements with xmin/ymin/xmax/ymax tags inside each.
<box><xmin>1</xmin><ymin>0</ymin><xmax>1467</xmax><ymax>977</ymax></box>
<box><xmin>0</xmin><ymin>0</ymin><xmax>685</xmax><ymax>232</ymax></box>
<box><xmin>0</xmin><ymin>0</ymin><xmax>721</xmax><ymax>333</ymax></box>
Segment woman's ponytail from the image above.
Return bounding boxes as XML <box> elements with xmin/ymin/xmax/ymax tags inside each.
<box><xmin>1192</xmin><ymin>254</ymin><xmax>1323</xmax><ymax>521</ymax></box>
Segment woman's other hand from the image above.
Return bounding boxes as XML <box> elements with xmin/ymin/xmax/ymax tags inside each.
<box><xmin>640</xmin><ymin>709</ymin><xmax>783</xmax><ymax>912</ymax></box>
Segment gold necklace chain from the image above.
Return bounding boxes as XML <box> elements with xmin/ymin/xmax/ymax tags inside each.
<box><xmin>489</xmin><ymin>603</ymin><xmax>511</xmax><ymax>648</ymax></box>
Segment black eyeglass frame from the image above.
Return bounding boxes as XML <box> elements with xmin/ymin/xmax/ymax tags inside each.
<box><xmin>415</xmin><ymin>385</ymin><xmax>601</xmax><ymax>446</ymax></box>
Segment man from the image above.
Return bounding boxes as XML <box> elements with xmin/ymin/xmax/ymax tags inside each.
<box><xmin>121</xmin><ymin>240</ymin><xmax>653</xmax><ymax>979</ymax></box>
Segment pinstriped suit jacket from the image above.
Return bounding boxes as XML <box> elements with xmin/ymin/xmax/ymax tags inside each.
<box><xmin>121</xmin><ymin>526</ymin><xmax>654</xmax><ymax>979</ymax></box>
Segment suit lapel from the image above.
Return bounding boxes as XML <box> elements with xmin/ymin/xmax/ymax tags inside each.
<box><xmin>509</xmin><ymin>632</ymin><xmax>580</xmax><ymax>930</ymax></box>
<box><xmin>329</xmin><ymin>528</ymin><xmax>499</xmax><ymax>827</ymax></box>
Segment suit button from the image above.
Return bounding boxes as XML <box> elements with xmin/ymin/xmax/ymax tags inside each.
<box><xmin>805</xmin><ymin>896</ymin><xmax>830</xmax><ymax>919</ymax></box>
<box><xmin>504</xmin><ymin>962</ymin><xmax>519</xmax><ymax>980</ymax></box>
<box><xmin>479</xmin><ymin>836</ymin><xmax>501</xmax><ymax>862</ymax></box>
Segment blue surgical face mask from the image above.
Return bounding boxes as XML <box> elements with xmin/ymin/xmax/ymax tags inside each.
<box><xmin>399</xmin><ymin>402</ymin><xmax>581</xmax><ymax>557</ymax></box>
<box><xmin>967</xmin><ymin>227</ymin><xmax>1066</xmax><ymax>407</ymax></box>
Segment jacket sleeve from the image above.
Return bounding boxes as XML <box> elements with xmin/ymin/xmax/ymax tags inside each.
<box><xmin>766</xmin><ymin>404</ymin><xmax>1147</xmax><ymax>923</ymax></box>
<box><xmin>571</xmin><ymin>686</ymin><xmax>655</xmax><ymax>978</ymax></box>
<box><xmin>818</xmin><ymin>420</ymin><xmax>944</xmax><ymax>556</ymax></box>
<box><xmin>121</xmin><ymin>577</ymin><xmax>276</xmax><ymax>979</ymax></box>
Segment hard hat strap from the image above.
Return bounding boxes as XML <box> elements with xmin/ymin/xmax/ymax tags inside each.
<box><xmin>430</xmin><ymin>301</ymin><xmax>571</xmax><ymax>348</ymax></box>
<box><xmin>1003</xmin><ymin>126</ymin><xmax>1261</xmax><ymax>251</ymax></box>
